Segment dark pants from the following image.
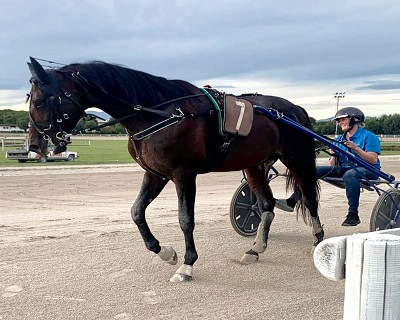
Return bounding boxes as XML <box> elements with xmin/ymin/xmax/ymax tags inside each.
<box><xmin>316</xmin><ymin>166</ymin><xmax>379</xmax><ymax>213</ymax></box>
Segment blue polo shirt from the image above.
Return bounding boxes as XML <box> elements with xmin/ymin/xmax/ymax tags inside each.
<box><xmin>334</xmin><ymin>127</ymin><xmax>381</xmax><ymax>169</ymax></box>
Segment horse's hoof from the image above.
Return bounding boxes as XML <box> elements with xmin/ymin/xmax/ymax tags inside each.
<box><xmin>169</xmin><ymin>273</ymin><xmax>193</xmax><ymax>282</ymax></box>
<box><xmin>170</xmin><ymin>264</ymin><xmax>193</xmax><ymax>282</ymax></box>
<box><xmin>251</xmin><ymin>243</ymin><xmax>267</xmax><ymax>254</ymax></box>
<box><xmin>158</xmin><ymin>245</ymin><xmax>178</xmax><ymax>265</ymax></box>
<box><xmin>240</xmin><ymin>252</ymin><xmax>259</xmax><ymax>264</ymax></box>
<box><xmin>168</xmin><ymin>250</ymin><xmax>178</xmax><ymax>265</ymax></box>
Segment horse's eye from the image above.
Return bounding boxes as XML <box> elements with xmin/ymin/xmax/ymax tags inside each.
<box><xmin>33</xmin><ymin>100</ymin><xmax>45</xmax><ymax>108</ymax></box>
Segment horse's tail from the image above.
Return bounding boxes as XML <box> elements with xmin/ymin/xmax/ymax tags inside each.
<box><xmin>283</xmin><ymin>105</ymin><xmax>321</xmax><ymax>225</ymax></box>
<box><xmin>285</xmin><ymin>171</ymin><xmax>320</xmax><ymax>225</ymax></box>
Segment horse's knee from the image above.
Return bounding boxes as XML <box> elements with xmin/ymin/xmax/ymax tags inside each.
<box><xmin>130</xmin><ymin>204</ymin><xmax>139</xmax><ymax>224</ymax></box>
<box><xmin>131</xmin><ymin>202</ymin><xmax>146</xmax><ymax>225</ymax></box>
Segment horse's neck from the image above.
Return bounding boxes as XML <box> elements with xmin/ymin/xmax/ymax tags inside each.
<box><xmin>95</xmin><ymin>105</ymin><xmax>128</xmax><ymax>120</ymax></box>
<box><xmin>89</xmin><ymin>96</ymin><xmax>153</xmax><ymax>132</ymax></box>
<box><xmin>91</xmin><ymin>97</ymin><xmax>139</xmax><ymax>122</ymax></box>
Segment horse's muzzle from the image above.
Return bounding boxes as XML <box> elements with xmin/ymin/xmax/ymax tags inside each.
<box><xmin>53</xmin><ymin>145</ymin><xmax>67</xmax><ymax>154</ymax></box>
<box><xmin>28</xmin><ymin>128</ymin><xmax>49</xmax><ymax>155</ymax></box>
<box><xmin>29</xmin><ymin>144</ymin><xmax>42</xmax><ymax>154</ymax></box>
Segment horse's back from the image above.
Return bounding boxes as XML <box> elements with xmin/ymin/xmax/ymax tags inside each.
<box><xmin>239</xmin><ymin>94</ymin><xmax>312</xmax><ymax>128</ymax></box>
<box><xmin>238</xmin><ymin>94</ymin><xmax>316</xmax><ymax>172</ymax></box>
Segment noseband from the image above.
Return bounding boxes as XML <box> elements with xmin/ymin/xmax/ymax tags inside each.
<box><xmin>29</xmin><ymin>74</ymin><xmax>85</xmax><ymax>148</ymax></box>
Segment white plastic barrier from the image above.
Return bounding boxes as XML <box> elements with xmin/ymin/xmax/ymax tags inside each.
<box><xmin>314</xmin><ymin>229</ymin><xmax>400</xmax><ymax>320</ymax></box>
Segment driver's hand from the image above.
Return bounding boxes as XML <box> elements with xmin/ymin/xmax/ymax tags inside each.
<box><xmin>344</xmin><ymin>141</ymin><xmax>357</xmax><ymax>150</ymax></box>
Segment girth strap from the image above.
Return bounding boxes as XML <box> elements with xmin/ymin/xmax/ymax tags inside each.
<box><xmin>209</xmin><ymin>134</ymin><xmax>238</xmax><ymax>171</ymax></box>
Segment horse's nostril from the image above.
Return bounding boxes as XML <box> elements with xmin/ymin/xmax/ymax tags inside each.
<box><xmin>54</xmin><ymin>145</ymin><xmax>67</xmax><ymax>154</ymax></box>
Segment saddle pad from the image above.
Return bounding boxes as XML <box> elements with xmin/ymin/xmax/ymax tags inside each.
<box><xmin>223</xmin><ymin>95</ymin><xmax>254</xmax><ymax>136</ymax></box>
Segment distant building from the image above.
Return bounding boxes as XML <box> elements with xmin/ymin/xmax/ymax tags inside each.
<box><xmin>0</xmin><ymin>124</ymin><xmax>25</xmax><ymax>133</ymax></box>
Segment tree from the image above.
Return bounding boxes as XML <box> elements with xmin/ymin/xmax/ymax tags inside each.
<box><xmin>365</xmin><ymin>117</ymin><xmax>383</xmax><ymax>134</ymax></box>
<box><xmin>16</xmin><ymin>115</ymin><xmax>29</xmax><ymax>131</ymax></box>
<box><xmin>1</xmin><ymin>109</ymin><xmax>400</xmax><ymax>136</ymax></box>
<box><xmin>0</xmin><ymin>109</ymin><xmax>29</xmax><ymax>131</ymax></box>
<box><xmin>313</xmin><ymin>121</ymin><xmax>335</xmax><ymax>136</ymax></box>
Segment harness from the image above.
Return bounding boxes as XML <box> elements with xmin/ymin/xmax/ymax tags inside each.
<box><xmin>28</xmin><ymin>58</ymin><xmax>259</xmax><ymax>178</ymax></box>
<box><xmin>81</xmin><ymin>93</ymin><xmax>216</xmax><ymax>139</ymax></box>
<box><xmin>28</xmin><ymin>72</ymin><xmax>238</xmax><ymax>177</ymax></box>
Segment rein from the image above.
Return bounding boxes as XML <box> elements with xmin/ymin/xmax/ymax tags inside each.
<box><xmin>59</xmin><ymin>70</ymin><xmax>218</xmax><ymax>139</ymax></box>
<box><xmin>76</xmin><ymin>92</ymin><xmax>212</xmax><ymax>137</ymax></box>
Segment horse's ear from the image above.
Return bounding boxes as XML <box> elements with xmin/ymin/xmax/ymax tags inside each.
<box><xmin>27</xmin><ymin>62</ymin><xmax>34</xmax><ymax>75</ymax></box>
<box><xmin>28</xmin><ymin>57</ymin><xmax>50</xmax><ymax>85</ymax></box>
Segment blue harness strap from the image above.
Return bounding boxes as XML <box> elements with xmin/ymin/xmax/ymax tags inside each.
<box><xmin>254</xmin><ymin>105</ymin><xmax>396</xmax><ymax>183</ymax></box>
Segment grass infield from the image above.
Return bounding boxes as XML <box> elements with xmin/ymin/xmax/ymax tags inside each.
<box><xmin>0</xmin><ymin>137</ymin><xmax>399</xmax><ymax>167</ymax></box>
<box><xmin>0</xmin><ymin>138</ymin><xmax>133</xmax><ymax>167</ymax></box>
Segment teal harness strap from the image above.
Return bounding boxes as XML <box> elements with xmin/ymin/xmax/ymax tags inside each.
<box><xmin>199</xmin><ymin>88</ymin><xmax>224</xmax><ymax>136</ymax></box>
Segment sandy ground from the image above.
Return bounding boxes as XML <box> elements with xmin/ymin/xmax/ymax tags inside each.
<box><xmin>1</xmin><ymin>157</ymin><xmax>399</xmax><ymax>320</ymax></box>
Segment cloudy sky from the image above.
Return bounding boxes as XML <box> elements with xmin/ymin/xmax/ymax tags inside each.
<box><xmin>1</xmin><ymin>0</ymin><xmax>399</xmax><ymax>119</ymax></box>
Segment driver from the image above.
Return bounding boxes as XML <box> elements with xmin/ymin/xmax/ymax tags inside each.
<box><xmin>276</xmin><ymin>107</ymin><xmax>381</xmax><ymax>226</ymax></box>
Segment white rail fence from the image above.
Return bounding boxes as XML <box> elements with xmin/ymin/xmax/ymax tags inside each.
<box><xmin>1</xmin><ymin>138</ymin><xmax>28</xmax><ymax>151</ymax></box>
<box><xmin>314</xmin><ymin>228</ymin><xmax>400</xmax><ymax>320</ymax></box>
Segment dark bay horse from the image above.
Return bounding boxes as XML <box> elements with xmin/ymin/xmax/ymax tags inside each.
<box><xmin>27</xmin><ymin>57</ymin><xmax>323</xmax><ymax>282</ymax></box>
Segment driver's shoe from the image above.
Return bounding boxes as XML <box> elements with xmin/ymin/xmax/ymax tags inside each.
<box><xmin>275</xmin><ymin>198</ymin><xmax>295</xmax><ymax>212</ymax></box>
<box><xmin>342</xmin><ymin>214</ymin><xmax>360</xmax><ymax>226</ymax></box>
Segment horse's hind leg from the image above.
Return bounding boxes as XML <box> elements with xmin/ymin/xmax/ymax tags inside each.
<box><xmin>131</xmin><ymin>172</ymin><xmax>178</xmax><ymax>265</ymax></box>
<box><xmin>300</xmin><ymin>178</ymin><xmax>324</xmax><ymax>252</ymax></box>
<box><xmin>284</xmin><ymin>160</ymin><xmax>324</xmax><ymax>252</ymax></box>
<box><xmin>241</xmin><ymin>164</ymin><xmax>276</xmax><ymax>264</ymax></box>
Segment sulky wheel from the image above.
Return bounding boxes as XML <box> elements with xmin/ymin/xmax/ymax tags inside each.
<box><xmin>370</xmin><ymin>188</ymin><xmax>400</xmax><ymax>231</ymax></box>
<box><xmin>230</xmin><ymin>181</ymin><xmax>262</xmax><ymax>237</ymax></box>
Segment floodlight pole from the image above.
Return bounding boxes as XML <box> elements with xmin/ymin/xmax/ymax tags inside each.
<box><xmin>333</xmin><ymin>92</ymin><xmax>345</xmax><ymax>136</ymax></box>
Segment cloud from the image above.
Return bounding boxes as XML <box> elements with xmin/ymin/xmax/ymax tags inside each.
<box><xmin>1</xmin><ymin>0</ymin><xmax>400</xmax><ymax>119</ymax></box>
<box><xmin>355</xmin><ymin>80</ymin><xmax>400</xmax><ymax>91</ymax></box>
<box><xmin>0</xmin><ymin>89</ymin><xmax>28</xmax><ymax>108</ymax></box>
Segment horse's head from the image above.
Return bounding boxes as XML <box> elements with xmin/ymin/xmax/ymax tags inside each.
<box><xmin>27</xmin><ymin>57</ymin><xmax>85</xmax><ymax>155</ymax></box>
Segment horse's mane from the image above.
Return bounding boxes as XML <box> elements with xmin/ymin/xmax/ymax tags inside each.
<box><xmin>57</xmin><ymin>61</ymin><xmax>197</xmax><ymax>105</ymax></box>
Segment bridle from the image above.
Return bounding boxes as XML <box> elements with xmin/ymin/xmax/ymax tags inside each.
<box><xmin>28</xmin><ymin>75</ymin><xmax>85</xmax><ymax>149</ymax></box>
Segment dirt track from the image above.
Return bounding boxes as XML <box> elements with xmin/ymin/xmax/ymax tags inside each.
<box><xmin>1</xmin><ymin>157</ymin><xmax>399</xmax><ymax>320</ymax></box>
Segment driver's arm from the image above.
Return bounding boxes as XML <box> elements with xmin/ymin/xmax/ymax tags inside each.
<box><xmin>353</xmin><ymin>149</ymin><xmax>379</xmax><ymax>164</ymax></box>
<box><xmin>343</xmin><ymin>141</ymin><xmax>379</xmax><ymax>164</ymax></box>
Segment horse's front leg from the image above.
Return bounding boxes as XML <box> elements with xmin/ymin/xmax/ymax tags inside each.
<box><xmin>241</xmin><ymin>167</ymin><xmax>275</xmax><ymax>264</ymax></box>
<box><xmin>169</xmin><ymin>173</ymin><xmax>198</xmax><ymax>282</ymax></box>
<box><xmin>131</xmin><ymin>172</ymin><xmax>178</xmax><ymax>265</ymax></box>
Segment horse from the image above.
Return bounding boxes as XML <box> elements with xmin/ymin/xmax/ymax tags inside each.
<box><xmin>27</xmin><ymin>57</ymin><xmax>323</xmax><ymax>282</ymax></box>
